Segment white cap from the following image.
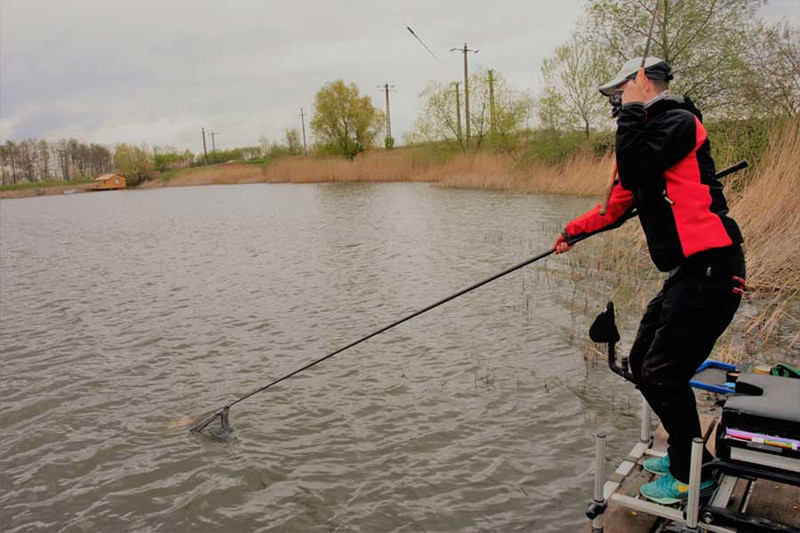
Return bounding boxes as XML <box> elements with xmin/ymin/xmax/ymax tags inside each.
<box><xmin>598</xmin><ymin>56</ymin><xmax>672</xmax><ymax>96</ymax></box>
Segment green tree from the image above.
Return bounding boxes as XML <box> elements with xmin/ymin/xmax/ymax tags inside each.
<box><xmin>310</xmin><ymin>80</ymin><xmax>383</xmax><ymax>159</ymax></box>
<box><xmin>406</xmin><ymin>80</ymin><xmax>465</xmax><ymax>151</ymax></box>
<box><xmin>479</xmin><ymin>69</ymin><xmax>534</xmax><ymax>150</ymax></box>
<box><xmin>153</xmin><ymin>146</ymin><xmax>194</xmax><ymax>171</ymax></box>
<box><xmin>583</xmin><ymin>0</ymin><xmax>764</xmax><ymax>116</ymax></box>
<box><xmin>284</xmin><ymin>128</ymin><xmax>302</xmax><ymax>155</ymax></box>
<box><xmin>114</xmin><ymin>143</ymin><xmax>155</xmax><ymax>186</ymax></box>
<box><xmin>409</xmin><ymin>70</ymin><xmax>532</xmax><ymax>152</ymax></box>
<box><xmin>539</xmin><ymin>36</ymin><xmax>613</xmax><ymax>139</ymax></box>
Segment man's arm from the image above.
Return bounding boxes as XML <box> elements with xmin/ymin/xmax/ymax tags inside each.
<box><xmin>615</xmin><ymin>103</ymin><xmax>698</xmax><ymax>190</ymax></box>
<box><xmin>554</xmin><ymin>179</ymin><xmax>635</xmax><ymax>253</ymax></box>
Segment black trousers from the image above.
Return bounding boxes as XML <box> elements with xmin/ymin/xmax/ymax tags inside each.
<box><xmin>629</xmin><ymin>245</ymin><xmax>745</xmax><ymax>483</ymax></box>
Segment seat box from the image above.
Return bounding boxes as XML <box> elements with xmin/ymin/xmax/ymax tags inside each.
<box><xmin>716</xmin><ymin>373</ymin><xmax>800</xmax><ymax>473</ymax></box>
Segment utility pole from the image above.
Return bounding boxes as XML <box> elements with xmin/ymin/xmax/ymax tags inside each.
<box><xmin>451</xmin><ymin>42</ymin><xmax>479</xmax><ymax>151</ymax></box>
<box><xmin>488</xmin><ymin>69</ymin><xmax>496</xmax><ymax>136</ymax></box>
<box><xmin>378</xmin><ymin>83</ymin><xmax>395</xmax><ymax>148</ymax></box>
<box><xmin>202</xmin><ymin>128</ymin><xmax>208</xmax><ymax>160</ymax></box>
<box><xmin>210</xmin><ymin>131</ymin><xmax>219</xmax><ymax>152</ymax></box>
<box><xmin>300</xmin><ymin>107</ymin><xmax>308</xmax><ymax>156</ymax></box>
<box><xmin>454</xmin><ymin>81</ymin><xmax>463</xmax><ymax>152</ymax></box>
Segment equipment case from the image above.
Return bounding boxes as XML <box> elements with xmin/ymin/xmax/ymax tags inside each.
<box><xmin>716</xmin><ymin>373</ymin><xmax>800</xmax><ymax>474</ymax></box>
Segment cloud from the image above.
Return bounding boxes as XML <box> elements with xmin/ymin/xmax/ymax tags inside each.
<box><xmin>2</xmin><ymin>0</ymin><xmax>796</xmax><ymax>151</ymax></box>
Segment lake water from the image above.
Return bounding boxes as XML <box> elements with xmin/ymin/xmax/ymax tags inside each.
<box><xmin>1</xmin><ymin>183</ymin><xmax>647</xmax><ymax>532</ymax></box>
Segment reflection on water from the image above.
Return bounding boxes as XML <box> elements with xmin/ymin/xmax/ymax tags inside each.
<box><xmin>1</xmin><ymin>183</ymin><xmax>643</xmax><ymax>532</ymax></box>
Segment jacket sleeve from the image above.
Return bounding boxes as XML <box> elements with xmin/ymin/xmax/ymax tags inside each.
<box><xmin>565</xmin><ymin>179</ymin><xmax>635</xmax><ymax>239</ymax></box>
<box><xmin>615</xmin><ymin>103</ymin><xmax>698</xmax><ymax>190</ymax></box>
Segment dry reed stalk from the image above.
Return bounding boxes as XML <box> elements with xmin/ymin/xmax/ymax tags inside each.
<box><xmin>156</xmin><ymin>151</ymin><xmax>438</xmax><ymax>187</ymax></box>
<box><xmin>728</xmin><ymin>119</ymin><xmax>800</xmax><ymax>344</ymax></box>
<box><xmin>425</xmin><ymin>153</ymin><xmax>516</xmax><ymax>189</ymax></box>
<box><xmin>158</xmin><ymin>148</ymin><xmax>613</xmax><ymax>195</ymax></box>
<box><xmin>432</xmin><ymin>150</ymin><xmax>612</xmax><ymax>196</ymax></box>
<box><xmin>516</xmin><ymin>150</ymin><xmax>610</xmax><ymax>196</ymax></box>
<box><xmin>731</xmin><ymin>118</ymin><xmax>800</xmax><ymax>292</ymax></box>
<box><xmin>154</xmin><ymin>164</ymin><xmax>268</xmax><ymax>186</ymax></box>
<box><xmin>261</xmin><ymin>151</ymin><xmax>434</xmax><ymax>183</ymax></box>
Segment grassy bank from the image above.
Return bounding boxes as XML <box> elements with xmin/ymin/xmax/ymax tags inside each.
<box><xmin>0</xmin><ymin>178</ymin><xmax>95</xmax><ymax>199</ymax></box>
<box><xmin>0</xmin><ymin>178</ymin><xmax>93</xmax><ymax>192</ymax></box>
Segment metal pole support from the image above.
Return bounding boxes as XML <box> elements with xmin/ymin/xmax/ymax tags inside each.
<box><xmin>640</xmin><ymin>395</ymin><xmax>652</xmax><ymax>445</ymax></box>
<box><xmin>682</xmin><ymin>437</ymin><xmax>704</xmax><ymax>532</ymax></box>
<box><xmin>586</xmin><ymin>433</ymin><xmax>608</xmax><ymax>532</ymax></box>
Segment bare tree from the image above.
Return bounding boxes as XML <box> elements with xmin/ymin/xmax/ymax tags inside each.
<box><xmin>740</xmin><ymin>20</ymin><xmax>800</xmax><ymax>118</ymax></box>
<box><xmin>584</xmin><ymin>0</ymin><xmax>765</xmax><ymax>116</ymax></box>
<box><xmin>540</xmin><ymin>36</ymin><xmax>613</xmax><ymax>138</ymax></box>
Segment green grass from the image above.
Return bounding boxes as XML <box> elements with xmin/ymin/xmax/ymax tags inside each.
<box><xmin>0</xmin><ymin>178</ymin><xmax>94</xmax><ymax>192</ymax></box>
<box><xmin>158</xmin><ymin>170</ymin><xmax>179</xmax><ymax>183</ymax></box>
<box><xmin>241</xmin><ymin>157</ymin><xmax>272</xmax><ymax>165</ymax></box>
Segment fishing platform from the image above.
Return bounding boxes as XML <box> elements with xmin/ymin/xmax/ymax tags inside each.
<box><xmin>583</xmin><ymin>303</ymin><xmax>800</xmax><ymax>533</ymax></box>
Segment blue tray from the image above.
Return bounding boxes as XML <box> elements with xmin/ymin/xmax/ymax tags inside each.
<box><xmin>690</xmin><ymin>360</ymin><xmax>738</xmax><ymax>394</ymax></box>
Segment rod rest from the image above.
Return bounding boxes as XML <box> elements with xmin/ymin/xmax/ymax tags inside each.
<box><xmin>590</xmin><ymin>302</ymin><xmax>637</xmax><ymax>385</ymax></box>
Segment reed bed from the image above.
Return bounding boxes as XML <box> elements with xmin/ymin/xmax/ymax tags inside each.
<box><xmin>147</xmin><ymin>164</ymin><xmax>266</xmax><ymax>187</ymax></box>
<box><xmin>154</xmin><ymin>150</ymin><xmax>437</xmax><ymax>188</ymax></box>
<box><xmin>731</xmin><ymin>119</ymin><xmax>800</xmax><ymax>292</ymax></box>
<box><xmin>730</xmin><ymin>119</ymin><xmax>800</xmax><ymax>346</ymax></box>
<box><xmin>157</xmin><ymin>149</ymin><xmax>611</xmax><ymax>195</ymax></box>
<box><xmin>431</xmin><ymin>151</ymin><xmax>610</xmax><ymax>196</ymax></box>
<box><xmin>260</xmin><ymin>151</ymin><xmax>433</xmax><ymax>183</ymax></box>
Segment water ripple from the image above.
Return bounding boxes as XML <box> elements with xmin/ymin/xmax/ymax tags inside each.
<box><xmin>1</xmin><ymin>185</ymin><xmax>639</xmax><ymax>532</ymax></box>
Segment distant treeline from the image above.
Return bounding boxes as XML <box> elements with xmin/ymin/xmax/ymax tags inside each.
<box><xmin>0</xmin><ymin>139</ymin><xmax>290</xmax><ymax>186</ymax></box>
<box><xmin>0</xmin><ymin>139</ymin><xmax>113</xmax><ymax>185</ymax></box>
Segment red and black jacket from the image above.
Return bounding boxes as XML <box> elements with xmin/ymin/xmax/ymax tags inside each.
<box><xmin>565</xmin><ymin>95</ymin><xmax>743</xmax><ymax>272</ymax></box>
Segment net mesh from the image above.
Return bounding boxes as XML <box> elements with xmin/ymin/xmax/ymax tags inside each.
<box><xmin>191</xmin><ymin>407</ymin><xmax>234</xmax><ymax>441</ymax></box>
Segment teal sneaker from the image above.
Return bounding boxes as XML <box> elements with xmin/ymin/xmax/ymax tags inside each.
<box><xmin>640</xmin><ymin>472</ymin><xmax>716</xmax><ymax>505</ymax></box>
<box><xmin>643</xmin><ymin>454</ymin><xmax>670</xmax><ymax>475</ymax></box>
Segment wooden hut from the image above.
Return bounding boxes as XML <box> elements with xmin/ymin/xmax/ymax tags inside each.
<box><xmin>93</xmin><ymin>174</ymin><xmax>126</xmax><ymax>190</ymax></box>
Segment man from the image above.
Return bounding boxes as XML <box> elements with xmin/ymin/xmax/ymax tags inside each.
<box><xmin>553</xmin><ymin>57</ymin><xmax>746</xmax><ymax>504</ymax></box>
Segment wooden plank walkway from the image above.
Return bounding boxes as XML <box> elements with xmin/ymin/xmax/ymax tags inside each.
<box><xmin>580</xmin><ymin>415</ymin><xmax>800</xmax><ymax>532</ymax></box>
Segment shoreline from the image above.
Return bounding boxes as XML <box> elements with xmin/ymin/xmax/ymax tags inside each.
<box><xmin>1</xmin><ymin>150</ymin><xmax>610</xmax><ymax>199</ymax></box>
<box><xmin>0</xmin><ymin>184</ymin><xmax>97</xmax><ymax>199</ymax></box>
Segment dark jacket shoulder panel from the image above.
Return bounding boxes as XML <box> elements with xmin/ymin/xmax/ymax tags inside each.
<box><xmin>616</xmin><ymin>101</ymin><xmax>698</xmax><ymax>192</ymax></box>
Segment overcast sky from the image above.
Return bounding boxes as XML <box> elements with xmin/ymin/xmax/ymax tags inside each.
<box><xmin>2</xmin><ymin>0</ymin><xmax>798</xmax><ymax>153</ymax></box>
